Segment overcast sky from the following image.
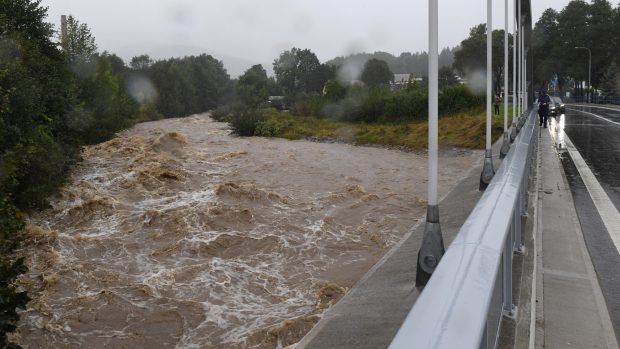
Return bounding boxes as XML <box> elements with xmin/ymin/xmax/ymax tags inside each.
<box><xmin>41</xmin><ymin>0</ymin><xmax>575</xmax><ymax>76</ymax></box>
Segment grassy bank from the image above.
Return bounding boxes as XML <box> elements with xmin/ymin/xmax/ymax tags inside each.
<box><xmin>252</xmin><ymin>109</ymin><xmax>509</xmax><ymax>150</ymax></box>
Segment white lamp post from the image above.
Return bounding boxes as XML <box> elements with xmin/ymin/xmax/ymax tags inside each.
<box><xmin>480</xmin><ymin>0</ymin><xmax>495</xmax><ymax>190</ymax></box>
<box><xmin>416</xmin><ymin>0</ymin><xmax>444</xmax><ymax>286</ymax></box>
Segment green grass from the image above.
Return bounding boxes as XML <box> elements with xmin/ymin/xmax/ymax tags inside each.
<box><xmin>255</xmin><ymin>109</ymin><xmax>506</xmax><ymax>150</ymax></box>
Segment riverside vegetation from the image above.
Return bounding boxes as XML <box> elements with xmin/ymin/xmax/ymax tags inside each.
<box><xmin>214</xmin><ymin>73</ymin><xmax>506</xmax><ymax>150</ymax></box>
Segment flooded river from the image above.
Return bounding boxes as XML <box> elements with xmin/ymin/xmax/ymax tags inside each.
<box><xmin>16</xmin><ymin>114</ymin><xmax>481</xmax><ymax>348</ymax></box>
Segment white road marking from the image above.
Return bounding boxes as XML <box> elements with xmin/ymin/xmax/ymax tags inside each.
<box><xmin>563</xmin><ymin>134</ymin><xmax>620</xmax><ymax>255</ymax></box>
<box><xmin>566</xmin><ymin>107</ymin><xmax>620</xmax><ymax>127</ymax></box>
<box><xmin>566</xmin><ymin>104</ymin><xmax>620</xmax><ymax>113</ymax></box>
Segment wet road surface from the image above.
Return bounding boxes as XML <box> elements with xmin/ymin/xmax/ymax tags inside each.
<box><xmin>549</xmin><ymin>104</ymin><xmax>620</xmax><ymax>339</ymax></box>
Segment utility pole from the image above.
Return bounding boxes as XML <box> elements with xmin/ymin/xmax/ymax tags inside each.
<box><xmin>416</xmin><ymin>0</ymin><xmax>444</xmax><ymax>287</ymax></box>
<box><xmin>480</xmin><ymin>0</ymin><xmax>494</xmax><ymax>190</ymax></box>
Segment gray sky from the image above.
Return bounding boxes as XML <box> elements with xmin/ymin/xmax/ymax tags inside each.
<box><xmin>42</xmin><ymin>0</ymin><xmax>574</xmax><ymax>76</ymax></box>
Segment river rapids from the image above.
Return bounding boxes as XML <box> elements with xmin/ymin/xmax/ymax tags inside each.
<box><xmin>15</xmin><ymin>114</ymin><xmax>481</xmax><ymax>348</ymax></box>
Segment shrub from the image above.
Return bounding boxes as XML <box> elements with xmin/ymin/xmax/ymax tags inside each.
<box><xmin>0</xmin><ymin>257</ymin><xmax>30</xmax><ymax>349</ymax></box>
<box><xmin>211</xmin><ymin>104</ymin><xmax>234</xmax><ymax>122</ymax></box>
<box><xmin>323</xmin><ymin>80</ymin><xmax>346</xmax><ymax>101</ymax></box>
<box><xmin>439</xmin><ymin>85</ymin><xmax>483</xmax><ymax>116</ymax></box>
<box><xmin>291</xmin><ymin>93</ymin><xmax>326</xmax><ymax>117</ymax></box>
<box><xmin>384</xmin><ymin>89</ymin><xmax>428</xmax><ymax>122</ymax></box>
<box><xmin>229</xmin><ymin>107</ymin><xmax>265</xmax><ymax>136</ymax></box>
<box><xmin>255</xmin><ymin>113</ymin><xmax>293</xmax><ymax>137</ymax></box>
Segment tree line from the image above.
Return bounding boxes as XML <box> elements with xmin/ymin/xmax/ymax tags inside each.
<box><xmin>217</xmin><ymin>45</ymin><xmax>478</xmax><ymax>136</ymax></box>
<box><xmin>532</xmin><ymin>0</ymin><xmax>620</xmax><ymax>96</ymax></box>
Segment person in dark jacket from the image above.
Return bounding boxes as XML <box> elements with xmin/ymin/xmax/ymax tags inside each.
<box><xmin>538</xmin><ymin>90</ymin><xmax>551</xmax><ymax>128</ymax></box>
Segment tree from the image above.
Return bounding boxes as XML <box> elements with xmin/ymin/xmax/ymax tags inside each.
<box><xmin>453</xmin><ymin>24</ymin><xmax>513</xmax><ymax>94</ymax></box>
<box><xmin>439</xmin><ymin>66</ymin><xmax>458</xmax><ymax>89</ymax></box>
<box><xmin>323</xmin><ymin>80</ymin><xmax>346</xmax><ymax>101</ymax></box>
<box><xmin>102</xmin><ymin>51</ymin><xmax>126</xmax><ymax>75</ymax></box>
<box><xmin>361</xmin><ymin>58</ymin><xmax>394</xmax><ymax>86</ymax></box>
<box><xmin>146</xmin><ymin>55</ymin><xmax>231</xmax><ymax>117</ymax></box>
<box><xmin>63</xmin><ymin>15</ymin><xmax>97</xmax><ymax>63</ymax></box>
<box><xmin>600</xmin><ymin>60</ymin><xmax>620</xmax><ymax>95</ymax></box>
<box><xmin>130</xmin><ymin>54</ymin><xmax>153</xmax><ymax>71</ymax></box>
<box><xmin>532</xmin><ymin>0</ymin><xmax>619</xmax><ymax>96</ymax></box>
<box><xmin>532</xmin><ymin>9</ymin><xmax>560</xmax><ymax>91</ymax></box>
<box><xmin>273</xmin><ymin>47</ymin><xmax>324</xmax><ymax>97</ymax></box>
<box><xmin>236</xmin><ymin>64</ymin><xmax>271</xmax><ymax>107</ymax></box>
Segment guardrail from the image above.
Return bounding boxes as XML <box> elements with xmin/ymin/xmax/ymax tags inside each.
<box><xmin>389</xmin><ymin>108</ymin><xmax>537</xmax><ymax>349</ymax></box>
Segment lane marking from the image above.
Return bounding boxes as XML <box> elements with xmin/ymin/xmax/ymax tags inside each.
<box><xmin>566</xmin><ymin>107</ymin><xmax>620</xmax><ymax>127</ymax></box>
<box><xmin>566</xmin><ymin>104</ymin><xmax>620</xmax><ymax>113</ymax></box>
<box><xmin>563</xmin><ymin>134</ymin><xmax>620</xmax><ymax>255</ymax></box>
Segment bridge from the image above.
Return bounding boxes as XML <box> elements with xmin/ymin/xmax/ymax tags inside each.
<box><xmin>295</xmin><ymin>0</ymin><xmax>620</xmax><ymax>348</ymax></box>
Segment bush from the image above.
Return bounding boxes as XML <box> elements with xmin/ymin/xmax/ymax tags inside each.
<box><xmin>384</xmin><ymin>89</ymin><xmax>428</xmax><ymax>122</ymax></box>
<box><xmin>211</xmin><ymin>104</ymin><xmax>235</xmax><ymax>122</ymax></box>
<box><xmin>0</xmin><ymin>257</ymin><xmax>30</xmax><ymax>349</ymax></box>
<box><xmin>439</xmin><ymin>85</ymin><xmax>483</xmax><ymax>116</ymax></box>
<box><xmin>255</xmin><ymin>113</ymin><xmax>293</xmax><ymax>137</ymax></box>
<box><xmin>323</xmin><ymin>80</ymin><xmax>346</xmax><ymax>101</ymax></box>
<box><xmin>229</xmin><ymin>107</ymin><xmax>265</xmax><ymax>136</ymax></box>
<box><xmin>291</xmin><ymin>93</ymin><xmax>326</xmax><ymax>117</ymax></box>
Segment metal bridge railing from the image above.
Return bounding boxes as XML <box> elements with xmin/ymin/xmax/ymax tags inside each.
<box><xmin>389</xmin><ymin>108</ymin><xmax>537</xmax><ymax>349</ymax></box>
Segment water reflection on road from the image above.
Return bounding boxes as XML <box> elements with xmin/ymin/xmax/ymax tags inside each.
<box><xmin>549</xmin><ymin>105</ymin><xmax>620</xmax><ymax>211</ymax></box>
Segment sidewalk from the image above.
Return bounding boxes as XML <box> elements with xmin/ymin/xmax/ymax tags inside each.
<box><xmin>533</xmin><ymin>126</ymin><xmax>618</xmax><ymax>349</ymax></box>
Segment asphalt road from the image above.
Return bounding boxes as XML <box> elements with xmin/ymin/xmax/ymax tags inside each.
<box><xmin>550</xmin><ymin>103</ymin><xmax>620</xmax><ymax>340</ymax></box>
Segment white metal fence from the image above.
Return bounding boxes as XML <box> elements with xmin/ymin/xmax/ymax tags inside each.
<box><xmin>390</xmin><ymin>108</ymin><xmax>536</xmax><ymax>349</ymax></box>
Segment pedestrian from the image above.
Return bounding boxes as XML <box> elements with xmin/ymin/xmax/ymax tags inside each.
<box><xmin>538</xmin><ymin>90</ymin><xmax>551</xmax><ymax>128</ymax></box>
<box><xmin>494</xmin><ymin>94</ymin><xmax>501</xmax><ymax>115</ymax></box>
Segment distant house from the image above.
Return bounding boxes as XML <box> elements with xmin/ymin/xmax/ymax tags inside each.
<box><xmin>393</xmin><ymin>74</ymin><xmax>412</xmax><ymax>84</ymax></box>
<box><xmin>391</xmin><ymin>73</ymin><xmax>422</xmax><ymax>90</ymax></box>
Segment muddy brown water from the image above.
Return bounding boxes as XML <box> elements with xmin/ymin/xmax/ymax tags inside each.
<box><xmin>15</xmin><ymin>114</ymin><xmax>481</xmax><ymax>348</ymax></box>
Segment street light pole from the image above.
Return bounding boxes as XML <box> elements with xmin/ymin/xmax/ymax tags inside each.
<box><xmin>575</xmin><ymin>46</ymin><xmax>591</xmax><ymax>103</ymax></box>
<box><xmin>500</xmin><ymin>0</ymin><xmax>510</xmax><ymax>158</ymax></box>
<box><xmin>480</xmin><ymin>0</ymin><xmax>495</xmax><ymax>190</ymax></box>
<box><xmin>510</xmin><ymin>0</ymin><xmax>517</xmax><ymax>142</ymax></box>
<box><xmin>416</xmin><ymin>0</ymin><xmax>444</xmax><ymax>287</ymax></box>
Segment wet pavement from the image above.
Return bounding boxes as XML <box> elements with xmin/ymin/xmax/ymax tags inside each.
<box><xmin>548</xmin><ymin>104</ymin><xmax>620</xmax><ymax>340</ymax></box>
<box><xmin>558</xmin><ymin>104</ymin><xmax>620</xmax><ymax>211</ymax></box>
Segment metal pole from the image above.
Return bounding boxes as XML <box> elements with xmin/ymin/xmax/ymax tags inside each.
<box><xmin>524</xmin><ymin>59</ymin><xmax>527</xmax><ymax>110</ymax></box>
<box><xmin>510</xmin><ymin>0</ymin><xmax>518</xmax><ymax>141</ymax></box>
<box><xmin>480</xmin><ymin>0</ymin><xmax>495</xmax><ymax>190</ymax></box>
<box><xmin>521</xmin><ymin>23</ymin><xmax>524</xmax><ymax>115</ymax></box>
<box><xmin>503</xmin><ymin>1</ymin><xmax>509</xmax><ymax>133</ymax></box>
<box><xmin>416</xmin><ymin>0</ymin><xmax>444</xmax><ymax>287</ymax></box>
<box><xmin>588</xmin><ymin>48</ymin><xmax>591</xmax><ymax>103</ymax></box>
<box><xmin>517</xmin><ymin>0</ymin><xmax>522</xmax><ymax>118</ymax></box>
<box><xmin>500</xmin><ymin>0</ymin><xmax>511</xmax><ymax>158</ymax></box>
